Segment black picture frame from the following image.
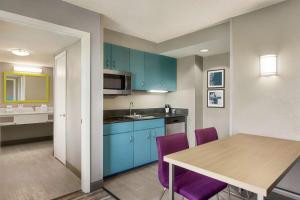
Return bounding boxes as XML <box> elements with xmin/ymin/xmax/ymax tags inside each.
<box><xmin>207</xmin><ymin>89</ymin><xmax>225</xmax><ymax>108</ymax></box>
<box><xmin>207</xmin><ymin>69</ymin><xmax>225</xmax><ymax>88</ymax></box>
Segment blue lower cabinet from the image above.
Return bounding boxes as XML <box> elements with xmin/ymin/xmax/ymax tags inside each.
<box><xmin>103</xmin><ymin>132</ymin><xmax>134</xmax><ymax>176</ymax></box>
<box><xmin>150</xmin><ymin>127</ymin><xmax>165</xmax><ymax>162</ymax></box>
<box><xmin>104</xmin><ymin>119</ymin><xmax>165</xmax><ymax>176</ymax></box>
<box><xmin>133</xmin><ymin>130</ymin><xmax>151</xmax><ymax>167</ymax></box>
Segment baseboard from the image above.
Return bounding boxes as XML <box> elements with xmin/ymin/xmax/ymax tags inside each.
<box><xmin>273</xmin><ymin>188</ymin><xmax>300</xmax><ymax>200</ymax></box>
<box><xmin>1</xmin><ymin>136</ymin><xmax>53</xmax><ymax>146</ymax></box>
<box><xmin>66</xmin><ymin>161</ymin><xmax>81</xmax><ymax>178</ymax></box>
<box><xmin>90</xmin><ymin>180</ymin><xmax>103</xmax><ymax>192</ymax></box>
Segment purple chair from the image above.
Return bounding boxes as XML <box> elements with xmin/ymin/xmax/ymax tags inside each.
<box><xmin>156</xmin><ymin>133</ymin><xmax>227</xmax><ymax>200</ymax></box>
<box><xmin>195</xmin><ymin>127</ymin><xmax>218</xmax><ymax>145</ymax></box>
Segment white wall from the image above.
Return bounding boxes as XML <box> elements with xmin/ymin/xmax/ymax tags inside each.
<box><xmin>66</xmin><ymin>41</ymin><xmax>81</xmax><ymax>173</ymax></box>
<box><xmin>203</xmin><ymin>53</ymin><xmax>230</xmax><ymax>139</ymax></box>
<box><xmin>231</xmin><ymin>0</ymin><xmax>300</xmax><ymax>141</ymax></box>
<box><xmin>104</xmin><ymin>92</ymin><xmax>165</xmax><ymax>110</ymax></box>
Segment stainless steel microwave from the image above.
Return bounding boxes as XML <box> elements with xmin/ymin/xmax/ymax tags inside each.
<box><xmin>103</xmin><ymin>69</ymin><xmax>131</xmax><ymax>95</ymax></box>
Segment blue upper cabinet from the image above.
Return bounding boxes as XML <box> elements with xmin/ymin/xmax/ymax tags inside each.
<box><xmin>103</xmin><ymin>43</ymin><xmax>177</xmax><ymax>91</ymax></box>
<box><xmin>104</xmin><ymin>43</ymin><xmax>112</xmax><ymax>69</ymax></box>
<box><xmin>111</xmin><ymin>44</ymin><xmax>130</xmax><ymax>72</ymax></box>
<box><xmin>161</xmin><ymin>56</ymin><xmax>177</xmax><ymax>92</ymax></box>
<box><xmin>144</xmin><ymin>53</ymin><xmax>162</xmax><ymax>90</ymax></box>
<box><xmin>130</xmin><ymin>49</ymin><xmax>145</xmax><ymax>90</ymax></box>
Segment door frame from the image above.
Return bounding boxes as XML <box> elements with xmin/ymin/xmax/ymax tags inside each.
<box><xmin>0</xmin><ymin>10</ymin><xmax>91</xmax><ymax>193</ymax></box>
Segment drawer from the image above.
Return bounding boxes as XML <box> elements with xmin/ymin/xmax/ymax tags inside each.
<box><xmin>14</xmin><ymin>114</ymin><xmax>48</xmax><ymax>125</ymax></box>
<box><xmin>104</xmin><ymin>122</ymin><xmax>133</xmax><ymax>135</ymax></box>
<box><xmin>134</xmin><ymin>118</ymin><xmax>165</xmax><ymax>131</ymax></box>
<box><xmin>0</xmin><ymin>116</ymin><xmax>14</xmax><ymax>123</ymax></box>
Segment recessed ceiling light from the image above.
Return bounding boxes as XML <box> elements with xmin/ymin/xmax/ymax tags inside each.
<box><xmin>200</xmin><ymin>49</ymin><xmax>209</xmax><ymax>53</ymax></box>
<box><xmin>10</xmin><ymin>48</ymin><xmax>31</xmax><ymax>56</ymax></box>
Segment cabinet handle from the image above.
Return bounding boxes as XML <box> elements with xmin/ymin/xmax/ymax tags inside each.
<box><xmin>141</xmin><ymin>81</ymin><xmax>145</xmax><ymax>87</ymax></box>
<box><xmin>147</xmin><ymin>133</ymin><xmax>151</xmax><ymax>139</ymax></box>
<box><xmin>130</xmin><ymin>136</ymin><xmax>133</xmax><ymax>143</ymax></box>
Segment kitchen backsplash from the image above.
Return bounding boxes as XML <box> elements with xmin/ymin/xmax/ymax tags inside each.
<box><xmin>103</xmin><ymin>91</ymin><xmax>166</xmax><ymax>110</ymax></box>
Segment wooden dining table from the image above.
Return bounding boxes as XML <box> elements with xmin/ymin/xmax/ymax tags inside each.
<box><xmin>164</xmin><ymin>134</ymin><xmax>300</xmax><ymax>200</ymax></box>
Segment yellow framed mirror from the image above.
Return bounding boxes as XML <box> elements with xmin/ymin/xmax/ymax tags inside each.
<box><xmin>3</xmin><ymin>72</ymin><xmax>49</xmax><ymax>103</ymax></box>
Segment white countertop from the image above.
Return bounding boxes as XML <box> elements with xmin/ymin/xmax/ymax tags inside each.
<box><xmin>0</xmin><ymin>111</ymin><xmax>53</xmax><ymax>116</ymax></box>
<box><xmin>0</xmin><ymin>107</ymin><xmax>53</xmax><ymax>116</ymax></box>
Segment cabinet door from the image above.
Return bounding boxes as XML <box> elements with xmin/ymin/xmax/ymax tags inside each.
<box><xmin>161</xmin><ymin>56</ymin><xmax>177</xmax><ymax>91</ymax></box>
<box><xmin>151</xmin><ymin>127</ymin><xmax>165</xmax><ymax>162</ymax></box>
<box><xmin>130</xmin><ymin>49</ymin><xmax>145</xmax><ymax>90</ymax></box>
<box><xmin>134</xmin><ymin>130</ymin><xmax>151</xmax><ymax>167</ymax></box>
<box><xmin>104</xmin><ymin>132</ymin><xmax>134</xmax><ymax>176</ymax></box>
<box><xmin>104</xmin><ymin>43</ymin><xmax>112</xmax><ymax>69</ymax></box>
<box><xmin>145</xmin><ymin>53</ymin><xmax>162</xmax><ymax>90</ymax></box>
<box><xmin>111</xmin><ymin>44</ymin><xmax>130</xmax><ymax>72</ymax></box>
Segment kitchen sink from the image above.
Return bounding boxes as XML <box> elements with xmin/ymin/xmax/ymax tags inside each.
<box><xmin>124</xmin><ymin>114</ymin><xmax>155</xmax><ymax>120</ymax></box>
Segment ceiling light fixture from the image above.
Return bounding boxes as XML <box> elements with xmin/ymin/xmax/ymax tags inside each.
<box><xmin>200</xmin><ymin>49</ymin><xmax>209</xmax><ymax>53</ymax></box>
<box><xmin>10</xmin><ymin>48</ymin><xmax>31</xmax><ymax>56</ymax></box>
<box><xmin>14</xmin><ymin>65</ymin><xmax>42</xmax><ymax>73</ymax></box>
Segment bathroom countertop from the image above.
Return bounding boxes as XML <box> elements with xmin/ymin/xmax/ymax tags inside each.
<box><xmin>0</xmin><ymin>111</ymin><xmax>53</xmax><ymax>116</ymax></box>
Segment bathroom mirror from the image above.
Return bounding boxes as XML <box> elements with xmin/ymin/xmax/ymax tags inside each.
<box><xmin>3</xmin><ymin>72</ymin><xmax>49</xmax><ymax>103</ymax></box>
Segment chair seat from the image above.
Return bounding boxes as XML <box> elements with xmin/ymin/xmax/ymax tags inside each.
<box><xmin>176</xmin><ymin>171</ymin><xmax>227</xmax><ymax>200</ymax></box>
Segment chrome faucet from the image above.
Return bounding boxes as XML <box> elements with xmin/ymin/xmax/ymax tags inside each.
<box><xmin>129</xmin><ymin>101</ymin><xmax>134</xmax><ymax>116</ymax></box>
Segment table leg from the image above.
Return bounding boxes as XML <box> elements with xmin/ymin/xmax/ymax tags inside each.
<box><xmin>257</xmin><ymin>194</ymin><xmax>264</xmax><ymax>200</ymax></box>
<box><xmin>169</xmin><ymin>163</ymin><xmax>174</xmax><ymax>200</ymax></box>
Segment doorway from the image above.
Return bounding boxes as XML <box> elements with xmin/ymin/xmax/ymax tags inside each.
<box><xmin>0</xmin><ymin>9</ymin><xmax>91</xmax><ymax>198</ymax></box>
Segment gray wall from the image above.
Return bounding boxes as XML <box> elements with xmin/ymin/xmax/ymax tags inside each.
<box><xmin>231</xmin><ymin>0</ymin><xmax>300</xmax><ymax>141</ymax></box>
<box><xmin>203</xmin><ymin>53</ymin><xmax>230</xmax><ymax>139</ymax></box>
<box><xmin>66</xmin><ymin>41</ymin><xmax>81</xmax><ymax>174</ymax></box>
<box><xmin>0</xmin><ymin>0</ymin><xmax>103</xmax><ymax>184</ymax></box>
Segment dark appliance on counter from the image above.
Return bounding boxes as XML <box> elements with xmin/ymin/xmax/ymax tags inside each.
<box><xmin>103</xmin><ymin>69</ymin><xmax>131</xmax><ymax>95</ymax></box>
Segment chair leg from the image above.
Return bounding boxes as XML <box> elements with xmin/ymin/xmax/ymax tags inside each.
<box><xmin>217</xmin><ymin>193</ymin><xmax>220</xmax><ymax>200</ymax></box>
<box><xmin>246</xmin><ymin>190</ymin><xmax>250</xmax><ymax>200</ymax></box>
<box><xmin>228</xmin><ymin>185</ymin><xmax>231</xmax><ymax>200</ymax></box>
<box><xmin>159</xmin><ymin>188</ymin><xmax>167</xmax><ymax>200</ymax></box>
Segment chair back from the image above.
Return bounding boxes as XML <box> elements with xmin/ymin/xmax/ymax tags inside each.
<box><xmin>156</xmin><ymin>133</ymin><xmax>189</xmax><ymax>188</ymax></box>
<box><xmin>195</xmin><ymin>127</ymin><xmax>218</xmax><ymax>145</ymax></box>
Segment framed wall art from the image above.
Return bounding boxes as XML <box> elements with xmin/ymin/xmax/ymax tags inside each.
<box><xmin>207</xmin><ymin>89</ymin><xmax>224</xmax><ymax>108</ymax></box>
<box><xmin>207</xmin><ymin>69</ymin><xmax>225</xmax><ymax>88</ymax></box>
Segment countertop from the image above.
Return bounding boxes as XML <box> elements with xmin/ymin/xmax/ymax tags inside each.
<box><xmin>0</xmin><ymin>111</ymin><xmax>53</xmax><ymax>116</ymax></box>
<box><xmin>104</xmin><ymin>113</ymin><xmax>187</xmax><ymax>124</ymax></box>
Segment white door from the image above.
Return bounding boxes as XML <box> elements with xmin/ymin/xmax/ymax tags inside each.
<box><xmin>54</xmin><ymin>51</ymin><xmax>67</xmax><ymax>164</ymax></box>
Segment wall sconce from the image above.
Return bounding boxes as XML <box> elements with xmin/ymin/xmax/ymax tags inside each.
<box><xmin>260</xmin><ymin>55</ymin><xmax>277</xmax><ymax>76</ymax></box>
